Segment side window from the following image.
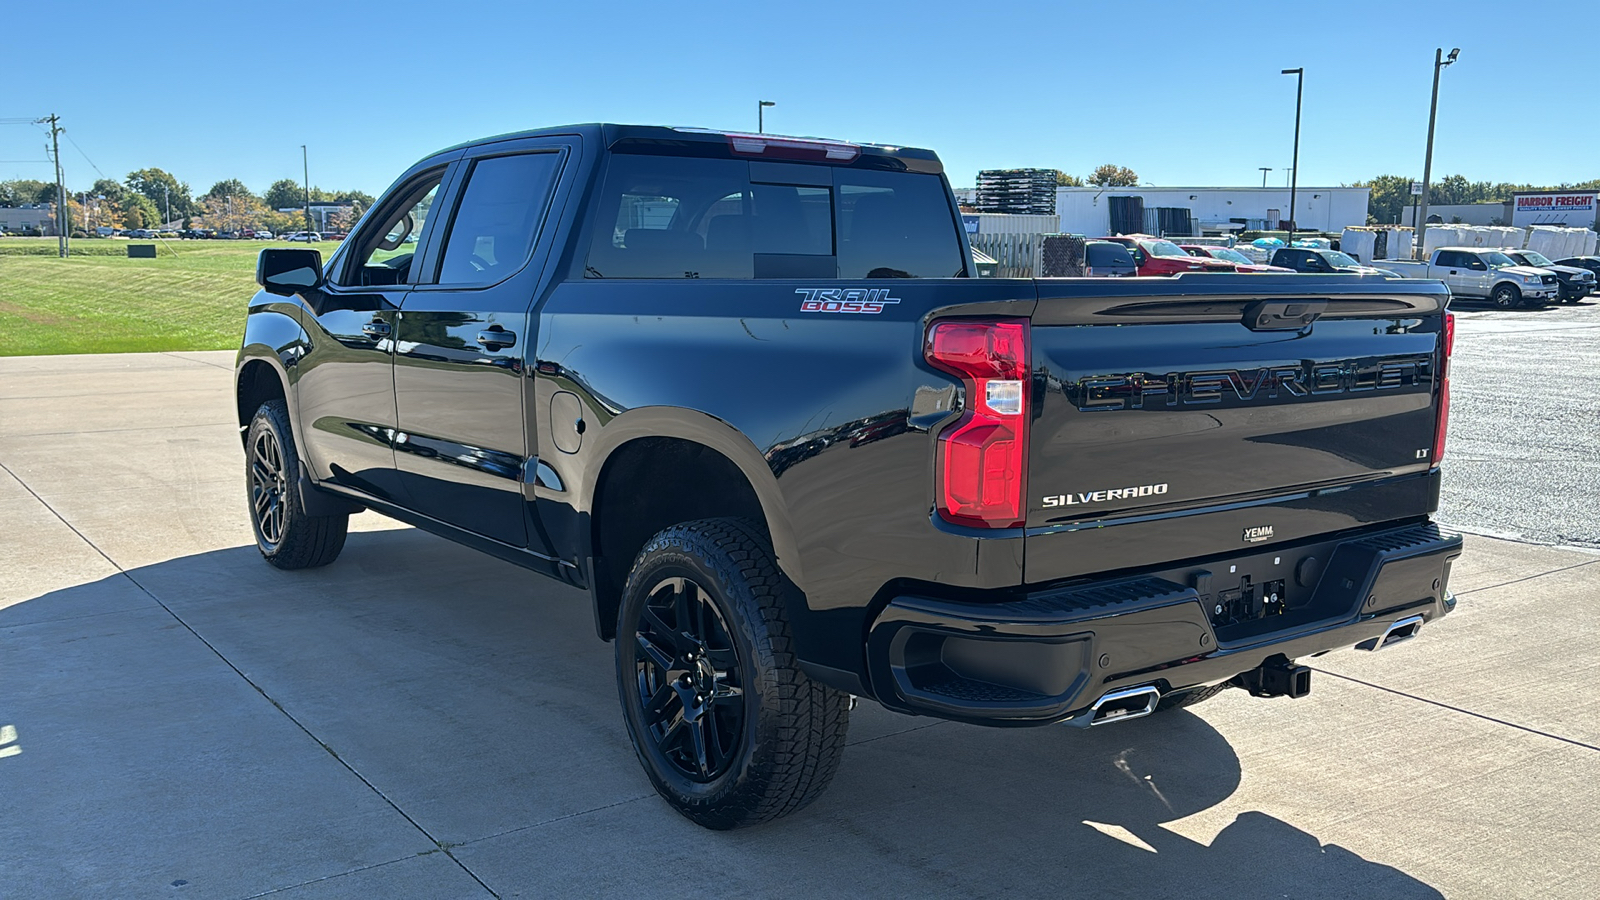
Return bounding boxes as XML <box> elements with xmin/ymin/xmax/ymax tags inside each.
<box><xmin>1435</xmin><ymin>251</ymin><xmax>1459</xmax><ymax>267</ymax></box>
<box><xmin>436</xmin><ymin>153</ymin><xmax>563</xmax><ymax>285</ymax></box>
<box><xmin>584</xmin><ymin>154</ymin><xmax>964</xmax><ymax>280</ymax></box>
<box><xmin>835</xmin><ymin>170</ymin><xmax>965</xmax><ymax>279</ymax></box>
<box><xmin>335</xmin><ymin>172</ymin><xmax>443</xmax><ymax>288</ymax></box>
<box><xmin>585</xmin><ymin>155</ymin><xmax>833</xmax><ymax>279</ymax></box>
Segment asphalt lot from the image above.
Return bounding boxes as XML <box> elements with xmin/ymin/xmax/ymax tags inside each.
<box><xmin>2</xmin><ymin>332</ymin><xmax>1598</xmax><ymax>899</ymax></box>
<box><xmin>1441</xmin><ymin>297</ymin><xmax>1600</xmax><ymax>547</ymax></box>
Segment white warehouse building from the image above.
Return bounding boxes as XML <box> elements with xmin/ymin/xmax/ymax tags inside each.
<box><xmin>1055</xmin><ymin>186</ymin><xmax>1371</xmax><ymax>237</ymax></box>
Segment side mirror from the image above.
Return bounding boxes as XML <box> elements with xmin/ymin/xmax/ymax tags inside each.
<box><xmin>257</xmin><ymin>248</ymin><xmax>323</xmax><ymax>295</ymax></box>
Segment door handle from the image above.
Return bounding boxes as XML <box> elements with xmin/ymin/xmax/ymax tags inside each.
<box><xmin>362</xmin><ymin>319</ymin><xmax>391</xmax><ymax>337</ymax></box>
<box><xmin>477</xmin><ymin>328</ymin><xmax>517</xmax><ymax>349</ymax></box>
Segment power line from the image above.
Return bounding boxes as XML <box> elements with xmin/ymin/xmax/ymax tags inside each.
<box><xmin>63</xmin><ymin>131</ymin><xmax>107</xmax><ymax>180</ymax></box>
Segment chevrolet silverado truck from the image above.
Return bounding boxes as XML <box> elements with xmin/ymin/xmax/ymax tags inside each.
<box><xmin>1382</xmin><ymin>247</ymin><xmax>1559</xmax><ymax>308</ymax></box>
<box><xmin>237</xmin><ymin>124</ymin><xmax>1463</xmax><ymax>830</ymax></box>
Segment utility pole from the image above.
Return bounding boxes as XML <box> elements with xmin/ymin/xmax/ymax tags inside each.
<box><xmin>1417</xmin><ymin>48</ymin><xmax>1460</xmax><ymax>258</ymax></box>
<box><xmin>301</xmin><ymin>145</ymin><xmax>312</xmax><ymax>232</ymax></box>
<box><xmin>40</xmin><ymin>114</ymin><xmax>67</xmax><ymax>257</ymax></box>
<box><xmin>163</xmin><ymin>184</ymin><xmax>170</xmax><ymax>227</ymax></box>
<box><xmin>1281</xmin><ymin>68</ymin><xmax>1303</xmax><ymax>235</ymax></box>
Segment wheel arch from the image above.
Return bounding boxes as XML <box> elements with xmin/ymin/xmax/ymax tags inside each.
<box><xmin>235</xmin><ymin>353</ymin><xmax>289</xmax><ymax>440</ymax></box>
<box><xmin>581</xmin><ymin>407</ymin><xmax>802</xmax><ymax>641</ymax></box>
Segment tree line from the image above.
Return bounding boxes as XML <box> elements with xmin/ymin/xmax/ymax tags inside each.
<box><xmin>0</xmin><ymin>171</ymin><xmax>376</xmax><ymax>234</ymax></box>
<box><xmin>1352</xmin><ymin>174</ymin><xmax>1600</xmax><ymax>225</ymax></box>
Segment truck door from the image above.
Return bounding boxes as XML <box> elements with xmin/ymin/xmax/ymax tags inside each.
<box><xmin>391</xmin><ymin>139</ymin><xmax>573</xmax><ymax>552</ymax></box>
<box><xmin>1432</xmin><ymin>250</ymin><xmax>1463</xmax><ymax>295</ymax></box>
<box><xmin>294</xmin><ymin>165</ymin><xmax>452</xmax><ymax>502</ymax></box>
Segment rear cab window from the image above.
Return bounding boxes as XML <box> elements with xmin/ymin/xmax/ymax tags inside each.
<box><xmin>584</xmin><ymin>153</ymin><xmax>964</xmax><ymax>279</ymax></box>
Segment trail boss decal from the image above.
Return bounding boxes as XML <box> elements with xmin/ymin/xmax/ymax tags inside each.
<box><xmin>796</xmin><ymin>288</ymin><xmax>901</xmax><ymax>314</ymax></box>
<box><xmin>1042</xmin><ymin>483</ymin><xmax>1169</xmax><ymax>507</ymax></box>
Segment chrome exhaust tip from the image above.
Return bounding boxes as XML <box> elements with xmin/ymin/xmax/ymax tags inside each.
<box><xmin>1357</xmin><ymin>614</ymin><xmax>1425</xmax><ymax>652</ymax></box>
<box><xmin>1064</xmin><ymin>685</ymin><xmax>1162</xmax><ymax>727</ymax></box>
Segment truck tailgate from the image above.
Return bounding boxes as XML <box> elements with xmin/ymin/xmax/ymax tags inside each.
<box><xmin>1024</xmin><ymin>275</ymin><xmax>1449</xmax><ymax>584</ymax></box>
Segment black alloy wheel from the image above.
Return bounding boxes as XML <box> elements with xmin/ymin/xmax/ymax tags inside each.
<box><xmin>615</xmin><ymin>518</ymin><xmax>849</xmax><ymax>829</ymax></box>
<box><xmin>244</xmin><ymin>399</ymin><xmax>348</xmax><ymax>569</ymax></box>
<box><xmin>250</xmin><ymin>427</ymin><xmax>288</xmax><ymax>548</ymax></box>
<box><xmin>632</xmin><ymin>576</ymin><xmax>745</xmax><ymax>782</ymax></box>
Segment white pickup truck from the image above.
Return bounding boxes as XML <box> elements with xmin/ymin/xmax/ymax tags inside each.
<box><xmin>1383</xmin><ymin>247</ymin><xmax>1559</xmax><ymax>308</ymax></box>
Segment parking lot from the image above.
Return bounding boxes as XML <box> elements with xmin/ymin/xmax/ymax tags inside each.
<box><xmin>2</xmin><ymin>302</ymin><xmax>1598</xmax><ymax>899</ymax></box>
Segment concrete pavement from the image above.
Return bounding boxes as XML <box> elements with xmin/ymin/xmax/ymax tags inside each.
<box><xmin>2</xmin><ymin>350</ymin><xmax>1597</xmax><ymax>899</ymax></box>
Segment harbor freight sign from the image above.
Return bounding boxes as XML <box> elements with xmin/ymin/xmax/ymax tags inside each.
<box><xmin>1511</xmin><ymin>191</ymin><xmax>1599</xmax><ymax>227</ymax></box>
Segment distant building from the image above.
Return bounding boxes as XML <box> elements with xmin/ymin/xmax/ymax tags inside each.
<box><xmin>0</xmin><ymin>203</ymin><xmax>56</xmax><ymax>235</ymax></box>
<box><xmin>975</xmin><ymin>169</ymin><xmax>1058</xmax><ymax>215</ymax></box>
<box><xmin>1056</xmin><ymin>186</ymin><xmax>1370</xmax><ymax>237</ymax></box>
<box><xmin>277</xmin><ymin>202</ymin><xmax>355</xmax><ymax>233</ymax></box>
<box><xmin>1509</xmin><ymin>190</ymin><xmax>1599</xmax><ymax>229</ymax></box>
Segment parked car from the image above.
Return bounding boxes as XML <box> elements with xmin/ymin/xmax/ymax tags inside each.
<box><xmin>239</xmin><ymin>123</ymin><xmax>1461</xmax><ymax>830</ymax></box>
<box><xmin>284</xmin><ymin>231</ymin><xmax>322</xmax><ymax>242</ymax></box>
<box><xmin>1083</xmin><ymin>239</ymin><xmax>1138</xmax><ymax>276</ymax></box>
<box><xmin>1098</xmin><ymin>235</ymin><xmax>1235</xmax><ymax>275</ymax></box>
<box><xmin>1553</xmin><ymin>255</ymin><xmax>1600</xmax><ymax>283</ymax></box>
<box><xmin>1500</xmin><ymin>249</ymin><xmax>1594</xmax><ymax>303</ymax></box>
<box><xmin>1181</xmin><ymin>244</ymin><xmax>1293</xmax><ymax>273</ymax></box>
<box><xmin>1381</xmin><ymin>248</ymin><xmax>1558</xmax><ymax>308</ymax></box>
<box><xmin>1269</xmin><ymin>247</ymin><xmax>1400</xmax><ymax>277</ymax></box>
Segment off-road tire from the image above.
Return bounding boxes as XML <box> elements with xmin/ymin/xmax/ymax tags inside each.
<box><xmin>616</xmin><ymin>518</ymin><xmax>849</xmax><ymax>830</ymax></box>
<box><xmin>1491</xmin><ymin>283</ymin><xmax>1520</xmax><ymax>309</ymax></box>
<box><xmin>245</xmin><ymin>399</ymin><xmax>348</xmax><ymax>569</ymax></box>
<box><xmin>1155</xmin><ymin>682</ymin><xmax>1232</xmax><ymax>712</ymax></box>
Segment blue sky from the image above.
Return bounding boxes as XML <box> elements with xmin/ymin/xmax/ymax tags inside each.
<box><xmin>7</xmin><ymin>0</ymin><xmax>1598</xmax><ymax>198</ymax></box>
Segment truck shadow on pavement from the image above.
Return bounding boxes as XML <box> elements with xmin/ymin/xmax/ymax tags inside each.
<box><xmin>4</xmin><ymin>525</ymin><xmax>1445</xmax><ymax>900</ymax></box>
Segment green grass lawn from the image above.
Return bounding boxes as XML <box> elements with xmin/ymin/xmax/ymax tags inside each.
<box><xmin>0</xmin><ymin>237</ymin><xmax>297</xmax><ymax>356</ymax></box>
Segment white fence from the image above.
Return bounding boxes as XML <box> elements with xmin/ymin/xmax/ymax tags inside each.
<box><xmin>968</xmin><ymin>232</ymin><xmax>1044</xmax><ymax>277</ymax></box>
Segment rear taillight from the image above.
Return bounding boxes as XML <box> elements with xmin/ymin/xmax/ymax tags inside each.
<box><xmin>1434</xmin><ymin>312</ymin><xmax>1454</xmax><ymax>464</ymax></box>
<box><xmin>925</xmin><ymin>319</ymin><xmax>1029</xmax><ymax>528</ymax></box>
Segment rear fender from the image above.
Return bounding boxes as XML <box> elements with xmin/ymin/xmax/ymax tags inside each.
<box><xmin>578</xmin><ymin>406</ymin><xmax>803</xmax><ymax>591</ymax></box>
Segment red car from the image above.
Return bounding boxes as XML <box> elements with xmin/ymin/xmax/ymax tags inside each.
<box><xmin>1098</xmin><ymin>235</ymin><xmax>1234</xmax><ymax>276</ymax></box>
<box><xmin>1181</xmin><ymin>244</ymin><xmax>1294</xmax><ymax>273</ymax></box>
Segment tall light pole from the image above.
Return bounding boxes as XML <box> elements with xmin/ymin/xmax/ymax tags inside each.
<box><xmin>758</xmin><ymin>100</ymin><xmax>775</xmax><ymax>134</ymax></box>
<box><xmin>1259</xmin><ymin>167</ymin><xmax>1272</xmax><ymax>188</ymax></box>
<box><xmin>301</xmin><ymin>144</ymin><xmax>312</xmax><ymax>232</ymax></box>
<box><xmin>1416</xmin><ymin>48</ymin><xmax>1459</xmax><ymax>258</ymax></box>
<box><xmin>1280</xmin><ymin>68</ymin><xmax>1303</xmax><ymax>234</ymax></box>
<box><xmin>163</xmin><ymin>183</ymin><xmax>170</xmax><ymax>227</ymax></box>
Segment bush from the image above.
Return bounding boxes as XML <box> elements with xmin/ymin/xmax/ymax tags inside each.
<box><xmin>71</xmin><ymin>229</ymin><xmax>87</xmax><ymax>238</ymax></box>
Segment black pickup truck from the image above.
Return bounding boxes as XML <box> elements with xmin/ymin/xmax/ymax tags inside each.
<box><xmin>237</xmin><ymin>124</ymin><xmax>1462</xmax><ymax>829</ymax></box>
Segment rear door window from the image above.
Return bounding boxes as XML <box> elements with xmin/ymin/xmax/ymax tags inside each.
<box><xmin>584</xmin><ymin>154</ymin><xmax>964</xmax><ymax>280</ymax></box>
<box><xmin>835</xmin><ymin>170</ymin><xmax>964</xmax><ymax>279</ymax></box>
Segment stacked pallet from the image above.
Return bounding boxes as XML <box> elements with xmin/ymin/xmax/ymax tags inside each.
<box><xmin>976</xmin><ymin>169</ymin><xmax>1058</xmax><ymax>215</ymax></box>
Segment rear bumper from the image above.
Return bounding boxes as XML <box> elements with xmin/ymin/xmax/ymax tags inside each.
<box><xmin>865</xmin><ymin>522</ymin><xmax>1462</xmax><ymax>726</ymax></box>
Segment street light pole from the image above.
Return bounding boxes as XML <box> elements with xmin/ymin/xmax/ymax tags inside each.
<box><xmin>301</xmin><ymin>144</ymin><xmax>312</xmax><ymax>233</ymax></box>
<box><xmin>1416</xmin><ymin>48</ymin><xmax>1459</xmax><ymax>258</ymax></box>
<box><xmin>1259</xmin><ymin>167</ymin><xmax>1272</xmax><ymax>188</ymax></box>
<box><xmin>163</xmin><ymin>184</ymin><xmax>170</xmax><ymax>227</ymax></box>
<box><xmin>758</xmin><ymin>100</ymin><xmax>775</xmax><ymax>134</ymax></box>
<box><xmin>1281</xmin><ymin>68</ymin><xmax>1303</xmax><ymax>234</ymax></box>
